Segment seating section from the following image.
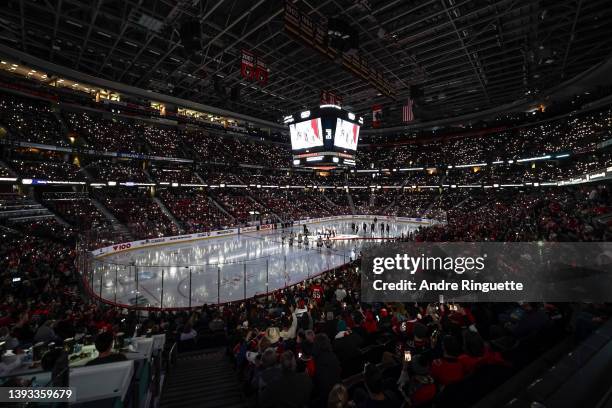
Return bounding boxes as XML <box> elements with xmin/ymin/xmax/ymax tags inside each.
<box><xmin>94</xmin><ymin>188</ymin><xmax>179</xmax><ymax>239</ymax></box>
<box><xmin>158</xmin><ymin>190</ymin><xmax>233</xmax><ymax>232</ymax></box>
<box><xmin>0</xmin><ymin>93</ymin><xmax>67</xmax><ymax>146</ymax></box>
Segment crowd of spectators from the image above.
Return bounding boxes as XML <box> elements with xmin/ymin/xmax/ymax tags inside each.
<box><xmin>93</xmin><ymin>187</ymin><xmax>179</xmax><ymax>239</ymax></box>
<box><xmin>211</xmin><ymin>190</ymin><xmax>270</xmax><ymax>224</ymax></box>
<box><xmin>158</xmin><ymin>189</ymin><xmax>234</xmax><ymax>233</ymax></box>
<box><xmin>87</xmin><ymin>160</ymin><xmax>151</xmax><ymax>183</ymax></box>
<box><xmin>42</xmin><ymin>192</ymin><xmax>111</xmax><ymax>231</ymax></box>
<box><xmin>9</xmin><ymin>150</ymin><xmax>83</xmax><ymax>181</ymax></box>
<box><xmin>149</xmin><ymin>163</ymin><xmax>201</xmax><ymax>184</ymax></box>
<box><xmin>0</xmin><ymin>178</ymin><xmax>609</xmax><ymax>407</ymax></box>
<box><xmin>64</xmin><ymin>111</ymin><xmax>146</xmax><ymax>153</ymax></box>
<box><xmin>0</xmin><ymin>93</ymin><xmax>68</xmax><ymax>146</ymax></box>
<box><xmin>1</xmin><ymin>86</ymin><xmax>612</xmax><ymax>407</ymax></box>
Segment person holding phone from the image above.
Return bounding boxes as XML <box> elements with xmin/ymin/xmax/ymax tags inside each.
<box><xmin>398</xmin><ymin>354</ymin><xmax>437</xmax><ymax>407</ymax></box>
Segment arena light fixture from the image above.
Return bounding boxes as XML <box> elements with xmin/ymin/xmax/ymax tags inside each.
<box><xmin>399</xmin><ymin>167</ymin><xmax>424</xmax><ymax>171</ymax></box>
<box><xmin>455</xmin><ymin>163</ymin><xmax>488</xmax><ymax>168</ymax></box>
<box><xmin>107</xmin><ymin>181</ymin><xmax>117</xmax><ymax>186</ymax></box>
<box><xmin>0</xmin><ymin>177</ymin><xmax>17</xmax><ymax>182</ymax></box>
<box><xmin>555</xmin><ymin>153</ymin><xmax>570</xmax><ymax>159</ymax></box>
<box><xmin>347</xmin><ymin>112</ymin><xmax>355</xmax><ymax>120</ymax></box>
<box><xmin>21</xmin><ymin>179</ymin><xmax>33</xmax><ymax>185</ymax></box>
<box><xmin>588</xmin><ymin>172</ymin><xmax>605</xmax><ymax>180</ymax></box>
<box><xmin>492</xmin><ymin>160</ymin><xmax>504</xmax><ymax>164</ymax></box>
<box><xmin>283</xmin><ymin>115</ymin><xmax>294</xmax><ymax>124</ymax></box>
<box><xmin>306</xmin><ymin>156</ymin><xmax>323</xmax><ymax>162</ymax></box>
<box><xmin>507</xmin><ymin>160</ymin><xmax>515</xmax><ymax>164</ymax></box>
<box><xmin>300</xmin><ymin>110</ymin><xmax>311</xmax><ymax>119</ymax></box>
<box><xmin>332</xmin><ymin>157</ymin><xmax>339</xmax><ymax>163</ymax></box>
<box><xmin>516</xmin><ymin>155</ymin><xmax>551</xmax><ymax>163</ymax></box>
<box><xmin>319</xmin><ymin>104</ymin><xmax>341</xmax><ymax>109</ymax></box>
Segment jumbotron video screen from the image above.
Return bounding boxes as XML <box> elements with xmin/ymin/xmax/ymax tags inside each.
<box><xmin>287</xmin><ymin>105</ymin><xmax>362</xmax><ymax>168</ymax></box>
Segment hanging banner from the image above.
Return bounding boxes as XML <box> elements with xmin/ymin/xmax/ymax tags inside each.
<box><xmin>372</xmin><ymin>104</ymin><xmax>383</xmax><ymax>128</ymax></box>
<box><xmin>255</xmin><ymin>59</ymin><xmax>269</xmax><ymax>86</ymax></box>
<box><xmin>241</xmin><ymin>50</ymin><xmax>255</xmax><ymax>81</ymax></box>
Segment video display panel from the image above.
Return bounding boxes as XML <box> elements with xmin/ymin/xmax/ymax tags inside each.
<box><xmin>333</xmin><ymin>118</ymin><xmax>360</xmax><ymax>150</ymax></box>
<box><xmin>289</xmin><ymin>118</ymin><xmax>324</xmax><ymax>150</ymax></box>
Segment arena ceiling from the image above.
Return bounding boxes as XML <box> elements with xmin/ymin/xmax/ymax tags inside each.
<box><xmin>1</xmin><ymin>0</ymin><xmax>611</xmax><ymax>126</ymax></box>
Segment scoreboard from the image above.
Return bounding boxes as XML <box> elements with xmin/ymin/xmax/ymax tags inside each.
<box><xmin>286</xmin><ymin>105</ymin><xmax>362</xmax><ymax>169</ymax></box>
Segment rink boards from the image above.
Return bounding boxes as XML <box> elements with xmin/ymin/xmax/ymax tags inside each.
<box><xmin>86</xmin><ymin>215</ymin><xmax>436</xmax><ymax>308</ymax></box>
<box><xmin>91</xmin><ymin>214</ymin><xmax>435</xmax><ymax>257</ymax></box>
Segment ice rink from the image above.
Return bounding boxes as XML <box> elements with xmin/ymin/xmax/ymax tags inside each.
<box><xmin>90</xmin><ymin>218</ymin><xmax>424</xmax><ymax>308</ymax></box>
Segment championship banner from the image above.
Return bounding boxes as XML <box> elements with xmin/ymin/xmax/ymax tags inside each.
<box><xmin>255</xmin><ymin>59</ymin><xmax>269</xmax><ymax>85</ymax></box>
<box><xmin>372</xmin><ymin>104</ymin><xmax>383</xmax><ymax>128</ymax></box>
<box><xmin>240</xmin><ymin>50</ymin><xmax>255</xmax><ymax>81</ymax></box>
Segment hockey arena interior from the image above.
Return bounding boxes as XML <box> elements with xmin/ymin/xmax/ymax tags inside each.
<box><xmin>1</xmin><ymin>1</ymin><xmax>612</xmax><ymax>407</ymax></box>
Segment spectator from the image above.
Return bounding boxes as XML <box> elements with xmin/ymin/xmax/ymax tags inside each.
<box><xmin>179</xmin><ymin>323</ymin><xmax>197</xmax><ymax>341</ymax></box>
<box><xmin>357</xmin><ymin>363</ymin><xmax>399</xmax><ymax>407</ymax></box>
<box><xmin>312</xmin><ymin>333</ymin><xmax>342</xmax><ymax>406</ymax></box>
<box><xmin>335</xmin><ymin>284</ymin><xmax>347</xmax><ymax>303</ymax></box>
<box><xmin>254</xmin><ymin>347</ymin><xmax>282</xmax><ymax>397</ymax></box>
<box><xmin>33</xmin><ymin>320</ymin><xmax>58</xmax><ymax>344</ymax></box>
<box><xmin>260</xmin><ymin>350</ymin><xmax>313</xmax><ymax>408</ymax></box>
<box><xmin>327</xmin><ymin>384</ymin><xmax>349</xmax><ymax>408</ymax></box>
<box><xmin>430</xmin><ymin>335</ymin><xmax>465</xmax><ymax>386</ymax></box>
<box><xmin>85</xmin><ymin>331</ymin><xmax>127</xmax><ymax>366</ymax></box>
<box><xmin>399</xmin><ymin>354</ymin><xmax>436</xmax><ymax>407</ymax></box>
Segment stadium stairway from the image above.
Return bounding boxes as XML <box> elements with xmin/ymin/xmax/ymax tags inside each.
<box><xmin>245</xmin><ymin>193</ymin><xmax>283</xmax><ymax>223</ymax></box>
<box><xmin>208</xmin><ymin>194</ymin><xmax>237</xmax><ymax>222</ymax></box>
<box><xmin>90</xmin><ymin>196</ymin><xmax>133</xmax><ymax>240</ymax></box>
<box><xmin>152</xmin><ymin>196</ymin><xmax>184</xmax><ymax>233</ymax></box>
<box><xmin>346</xmin><ymin>191</ymin><xmax>356</xmax><ymax>214</ymax></box>
<box><xmin>160</xmin><ymin>348</ymin><xmax>248</xmax><ymax>408</ymax></box>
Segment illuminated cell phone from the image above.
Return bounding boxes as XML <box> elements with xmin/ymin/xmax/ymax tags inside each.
<box><xmin>298</xmin><ymin>352</ymin><xmax>303</xmax><ymax>358</ymax></box>
<box><xmin>404</xmin><ymin>350</ymin><xmax>412</xmax><ymax>362</ymax></box>
<box><xmin>417</xmin><ymin>313</ymin><xmax>422</xmax><ymax>320</ymax></box>
<box><xmin>400</xmin><ymin>322</ymin><xmax>406</xmax><ymax>331</ymax></box>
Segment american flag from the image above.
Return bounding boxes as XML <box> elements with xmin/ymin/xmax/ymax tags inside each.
<box><xmin>402</xmin><ymin>98</ymin><xmax>414</xmax><ymax>123</ymax></box>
